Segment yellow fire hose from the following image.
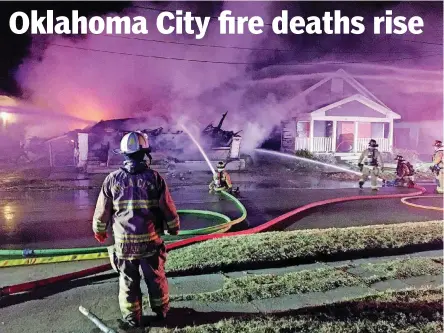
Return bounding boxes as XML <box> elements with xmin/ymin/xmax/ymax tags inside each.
<box><xmin>0</xmin><ymin>252</ymin><xmax>110</xmax><ymax>268</ymax></box>
<box><xmin>0</xmin><ymin>191</ymin><xmax>244</xmax><ymax>268</ymax></box>
<box><xmin>400</xmin><ymin>195</ymin><xmax>444</xmax><ymax>211</ymax></box>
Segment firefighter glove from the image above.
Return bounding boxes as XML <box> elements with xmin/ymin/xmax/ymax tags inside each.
<box><xmin>94</xmin><ymin>232</ymin><xmax>107</xmax><ymax>243</ymax></box>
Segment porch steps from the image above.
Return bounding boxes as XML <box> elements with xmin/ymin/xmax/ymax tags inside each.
<box><xmin>335</xmin><ymin>153</ymin><xmax>361</xmax><ymax>161</ymax></box>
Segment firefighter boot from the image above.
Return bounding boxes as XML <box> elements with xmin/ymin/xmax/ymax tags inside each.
<box><xmin>358</xmin><ymin>181</ymin><xmax>364</xmax><ymax>189</ymax></box>
<box><xmin>117</xmin><ymin>319</ymin><xmax>142</xmax><ymax>333</ymax></box>
<box><xmin>155</xmin><ymin>312</ymin><xmax>167</xmax><ymax>322</ymax></box>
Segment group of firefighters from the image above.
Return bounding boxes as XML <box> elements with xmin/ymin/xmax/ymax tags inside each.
<box><xmin>357</xmin><ymin>138</ymin><xmax>443</xmax><ymax>193</ymax></box>
<box><xmin>92</xmin><ymin>131</ymin><xmax>443</xmax><ymax>331</ymax></box>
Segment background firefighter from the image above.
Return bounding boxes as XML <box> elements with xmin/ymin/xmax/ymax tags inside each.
<box><xmin>16</xmin><ymin>140</ymin><xmax>31</xmax><ymax>164</ymax></box>
<box><xmin>92</xmin><ymin>131</ymin><xmax>180</xmax><ymax>330</ymax></box>
<box><xmin>394</xmin><ymin>155</ymin><xmax>415</xmax><ymax>188</ymax></box>
<box><xmin>209</xmin><ymin>161</ymin><xmax>233</xmax><ymax>193</ymax></box>
<box><xmin>431</xmin><ymin>140</ymin><xmax>444</xmax><ymax>194</ymax></box>
<box><xmin>358</xmin><ymin>139</ymin><xmax>384</xmax><ymax>190</ymax></box>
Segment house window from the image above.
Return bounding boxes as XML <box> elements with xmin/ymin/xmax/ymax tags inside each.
<box><xmin>296</xmin><ymin>121</ymin><xmax>310</xmax><ymax>138</ymax></box>
<box><xmin>358</xmin><ymin>122</ymin><xmax>371</xmax><ymax>138</ymax></box>
<box><xmin>371</xmin><ymin>123</ymin><xmax>385</xmax><ymax>138</ymax></box>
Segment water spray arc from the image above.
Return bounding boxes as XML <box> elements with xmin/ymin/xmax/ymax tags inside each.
<box><xmin>255</xmin><ymin>148</ymin><xmax>362</xmax><ymax>176</ymax></box>
<box><xmin>180</xmin><ymin>124</ymin><xmax>216</xmax><ymax>176</ymax></box>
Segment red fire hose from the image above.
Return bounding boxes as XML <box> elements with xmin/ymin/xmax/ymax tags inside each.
<box><xmin>0</xmin><ymin>186</ymin><xmax>426</xmax><ymax>297</ymax></box>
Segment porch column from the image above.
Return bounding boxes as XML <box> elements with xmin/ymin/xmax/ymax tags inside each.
<box><xmin>78</xmin><ymin>133</ymin><xmax>89</xmax><ymax>168</ymax></box>
<box><xmin>353</xmin><ymin>121</ymin><xmax>358</xmax><ymax>153</ymax></box>
<box><xmin>309</xmin><ymin>119</ymin><xmax>314</xmax><ymax>151</ymax></box>
<box><xmin>48</xmin><ymin>142</ymin><xmax>54</xmax><ymax>168</ymax></box>
<box><xmin>331</xmin><ymin>120</ymin><xmax>337</xmax><ymax>152</ymax></box>
<box><xmin>389</xmin><ymin>119</ymin><xmax>394</xmax><ymax>152</ymax></box>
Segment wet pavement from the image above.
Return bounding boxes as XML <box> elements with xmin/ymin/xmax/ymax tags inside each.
<box><xmin>0</xmin><ymin>177</ymin><xmax>440</xmax><ymax>249</ymax></box>
<box><xmin>243</xmin><ymin>185</ymin><xmax>442</xmax><ymax>230</ymax></box>
<box><xmin>0</xmin><ymin>188</ymin><xmax>238</xmax><ymax>249</ymax></box>
<box><xmin>285</xmin><ymin>193</ymin><xmax>443</xmax><ymax>231</ymax></box>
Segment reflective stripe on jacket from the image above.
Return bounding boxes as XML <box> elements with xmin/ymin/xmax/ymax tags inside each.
<box><xmin>358</xmin><ymin>149</ymin><xmax>384</xmax><ymax>168</ymax></box>
<box><xmin>93</xmin><ymin>167</ymin><xmax>179</xmax><ymax>259</ymax></box>
<box><xmin>217</xmin><ymin>171</ymin><xmax>232</xmax><ymax>188</ymax></box>
<box><xmin>433</xmin><ymin>149</ymin><xmax>443</xmax><ymax>168</ymax></box>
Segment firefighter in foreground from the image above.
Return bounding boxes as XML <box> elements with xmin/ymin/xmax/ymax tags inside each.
<box><xmin>209</xmin><ymin>161</ymin><xmax>233</xmax><ymax>193</ymax></box>
<box><xmin>358</xmin><ymin>139</ymin><xmax>384</xmax><ymax>190</ymax></box>
<box><xmin>93</xmin><ymin>131</ymin><xmax>180</xmax><ymax>330</ymax></box>
<box><xmin>431</xmin><ymin>140</ymin><xmax>443</xmax><ymax>194</ymax></box>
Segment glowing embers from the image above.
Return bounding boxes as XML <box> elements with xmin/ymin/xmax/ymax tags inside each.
<box><xmin>0</xmin><ymin>111</ymin><xmax>14</xmax><ymax>126</ymax></box>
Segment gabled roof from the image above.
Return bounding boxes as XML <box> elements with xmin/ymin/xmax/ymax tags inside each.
<box><xmin>335</xmin><ymin>69</ymin><xmax>388</xmax><ymax>108</ymax></box>
<box><xmin>310</xmin><ymin>94</ymin><xmax>401</xmax><ymax>119</ymax></box>
<box><xmin>283</xmin><ymin>69</ymin><xmax>391</xmax><ymax>113</ymax></box>
<box><xmin>298</xmin><ymin>69</ymin><xmax>388</xmax><ymax>107</ymax></box>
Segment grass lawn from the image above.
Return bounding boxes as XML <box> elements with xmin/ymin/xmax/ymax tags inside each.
<box><xmin>157</xmin><ymin>288</ymin><xmax>443</xmax><ymax>333</ymax></box>
<box><xmin>166</xmin><ymin>221</ymin><xmax>443</xmax><ymax>274</ymax></box>
<box><xmin>171</xmin><ymin>257</ymin><xmax>442</xmax><ymax>303</ymax></box>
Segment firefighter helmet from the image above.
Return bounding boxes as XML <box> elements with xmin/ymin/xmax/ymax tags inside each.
<box><xmin>433</xmin><ymin>140</ymin><xmax>443</xmax><ymax>148</ymax></box>
<box><xmin>395</xmin><ymin>155</ymin><xmax>404</xmax><ymax>161</ymax></box>
<box><xmin>115</xmin><ymin>131</ymin><xmax>150</xmax><ymax>155</ymax></box>
<box><xmin>216</xmin><ymin>161</ymin><xmax>226</xmax><ymax>170</ymax></box>
<box><xmin>368</xmin><ymin>139</ymin><xmax>378</xmax><ymax>148</ymax></box>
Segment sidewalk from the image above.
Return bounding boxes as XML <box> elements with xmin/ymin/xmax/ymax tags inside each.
<box><xmin>166</xmin><ymin>249</ymin><xmax>443</xmax><ymax>315</ymax></box>
<box><xmin>0</xmin><ymin>250</ymin><xmax>442</xmax><ymax>333</ymax></box>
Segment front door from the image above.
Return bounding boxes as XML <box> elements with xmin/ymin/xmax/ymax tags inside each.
<box><xmin>336</xmin><ymin>121</ymin><xmax>354</xmax><ymax>152</ymax></box>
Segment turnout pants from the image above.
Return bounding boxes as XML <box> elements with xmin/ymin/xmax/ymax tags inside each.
<box><xmin>109</xmin><ymin>244</ymin><xmax>170</xmax><ymax>325</ymax></box>
<box><xmin>360</xmin><ymin>166</ymin><xmax>380</xmax><ymax>189</ymax></box>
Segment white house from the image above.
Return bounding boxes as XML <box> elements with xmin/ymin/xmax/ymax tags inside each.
<box><xmin>281</xmin><ymin>69</ymin><xmax>401</xmax><ymax>155</ymax></box>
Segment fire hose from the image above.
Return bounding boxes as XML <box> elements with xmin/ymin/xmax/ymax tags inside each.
<box><xmin>400</xmin><ymin>195</ymin><xmax>444</xmax><ymax>211</ymax></box>
<box><xmin>0</xmin><ymin>191</ymin><xmax>245</xmax><ymax>267</ymax></box>
<box><xmin>0</xmin><ymin>185</ymin><xmax>426</xmax><ymax>297</ymax></box>
<box><xmin>0</xmin><ymin>208</ymin><xmax>232</xmax><ymax>258</ymax></box>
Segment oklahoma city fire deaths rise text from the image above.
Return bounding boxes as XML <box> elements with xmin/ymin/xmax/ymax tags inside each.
<box><xmin>9</xmin><ymin>10</ymin><xmax>212</xmax><ymax>39</ymax></box>
<box><xmin>9</xmin><ymin>9</ymin><xmax>424</xmax><ymax>38</ymax></box>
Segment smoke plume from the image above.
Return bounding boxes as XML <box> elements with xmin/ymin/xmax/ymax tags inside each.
<box><xmin>15</xmin><ymin>1</ymin><xmax>443</xmax><ymax>153</ymax></box>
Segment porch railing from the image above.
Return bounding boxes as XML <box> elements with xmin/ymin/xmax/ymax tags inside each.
<box><xmin>294</xmin><ymin>137</ymin><xmax>391</xmax><ymax>153</ymax></box>
<box><xmin>356</xmin><ymin>138</ymin><xmax>390</xmax><ymax>152</ymax></box>
<box><xmin>295</xmin><ymin>137</ymin><xmax>309</xmax><ymax>151</ymax></box>
<box><xmin>312</xmin><ymin>137</ymin><xmax>332</xmax><ymax>152</ymax></box>
<box><xmin>295</xmin><ymin>137</ymin><xmax>332</xmax><ymax>152</ymax></box>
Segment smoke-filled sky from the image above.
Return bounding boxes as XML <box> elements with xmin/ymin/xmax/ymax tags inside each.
<box><xmin>0</xmin><ymin>1</ymin><xmax>442</xmax><ymax>150</ymax></box>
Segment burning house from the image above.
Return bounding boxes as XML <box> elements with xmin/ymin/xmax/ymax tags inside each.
<box><xmin>73</xmin><ymin>114</ymin><xmax>243</xmax><ymax>172</ymax></box>
<box><xmin>202</xmin><ymin>111</ymin><xmax>242</xmax><ymax>148</ymax></box>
